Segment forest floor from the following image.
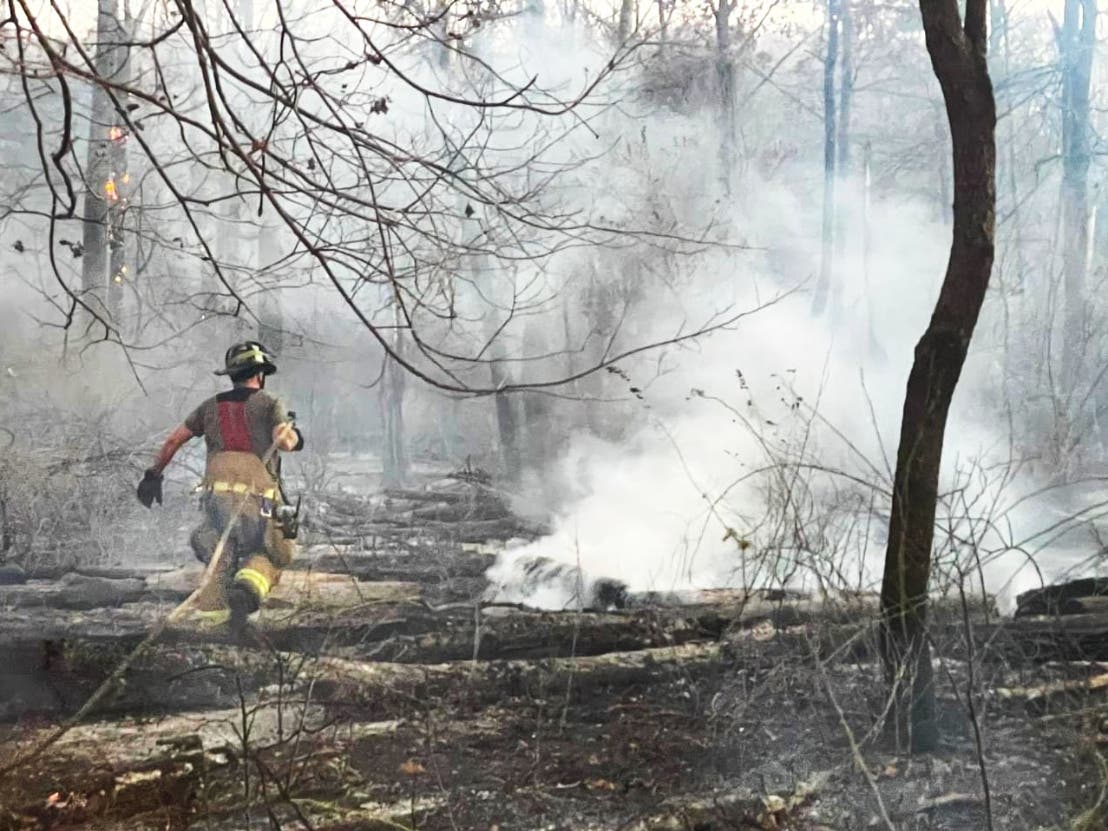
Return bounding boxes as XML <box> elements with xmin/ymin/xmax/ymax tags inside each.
<box><xmin>0</xmin><ymin>466</ymin><xmax>1106</xmax><ymax>830</ymax></box>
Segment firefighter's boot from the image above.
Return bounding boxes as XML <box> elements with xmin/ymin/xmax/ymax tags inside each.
<box><xmin>228</xmin><ymin>554</ymin><xmax>280</xmax><ymax>641</ymax></box>
<box><xmin>227</xmin><ymin>583</ymin><xmax>260</xmax><ymax>642</ymax></box>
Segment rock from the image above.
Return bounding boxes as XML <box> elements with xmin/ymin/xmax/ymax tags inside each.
<box><xmin>0</xmin><ymin>563</ymin><xmax>26</xmax><ymax>585</ymax></box>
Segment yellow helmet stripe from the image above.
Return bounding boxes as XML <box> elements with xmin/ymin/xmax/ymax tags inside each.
<box><xmin>232</xmin><ymin>347</ymin><xmax>267</xmax><ymax>366</ymax></box>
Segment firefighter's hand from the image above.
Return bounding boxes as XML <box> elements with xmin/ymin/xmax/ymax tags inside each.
<box><xmin>136</xmin><ymin>468</ymin><xmax>163</xmax><ymax>508</ymax></box>
<box><xmin>272</xmin><ymin>422</ymin><xmax>302</xmax><ymax>452</ymax></box>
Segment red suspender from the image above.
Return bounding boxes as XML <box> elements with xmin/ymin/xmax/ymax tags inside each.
<box><xmin>217</xmin><ymin>401</ymin><xmax>253</xmax><ymax>452</ymax></box>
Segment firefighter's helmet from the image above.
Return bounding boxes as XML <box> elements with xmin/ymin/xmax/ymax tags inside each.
<box><xmin>215</xmin><ymin>341</ymin><xmax>278</xmax><ymax>377</ymax></box>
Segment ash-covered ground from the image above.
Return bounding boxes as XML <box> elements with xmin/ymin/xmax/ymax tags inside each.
<box><xmin>0</xmin><ymin>461</ymin><xmax>1105</xmax><ymax>830</ymax></box>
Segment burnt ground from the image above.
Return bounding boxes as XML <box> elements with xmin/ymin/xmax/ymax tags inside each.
<box><xmin>0</xmin><ymin>472</ymin><xmax>1106</xmax><ymax>830</ymax></box>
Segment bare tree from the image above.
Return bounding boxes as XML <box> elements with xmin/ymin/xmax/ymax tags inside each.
<box><xmin>381</xmin><ymin>307</ymin><xmax>410</xmax><ymax>487</ymax></box>
<box><xmin>1058</xmin><ymin>0</ymin><xmax>1096</xmax><ymax>396</ymax></box>
<box><xmin>878</xmin><ymin>0</ymin><xmax>996</xmax><ymax>752</ymax></box>
<box><xmin>618</xmin><ymin>0</ymin><xmax>635</xmax><ymax>41</ymax></box>
<box><xmin>7</xmin><ymin>0</ymin><xmax>757</xmax><ymax>405</ymax></box>
<box><xmin>713</xmin><ymin>0</ymin><xmax>737</xmax><ymax>192</ymax></box>
<box><xmin>812</xmin><ymin>0</ymin><xmax>839</xmax><ymax>316</ymax></box>
<box><xmin>81</xmin><ymin>0</ymin><xmax>129</xmax><ymax>317</ymax></box>
<box><xmin>832</xmin><ymin>0</ymin><xmax>853</xmax><ymax>321</ymax></box>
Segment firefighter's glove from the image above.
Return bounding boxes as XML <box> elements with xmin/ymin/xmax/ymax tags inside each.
<box><xmin>136</xmin><ymin>468</ymin><xmax>164</xmax><ymax>508</ymax></box>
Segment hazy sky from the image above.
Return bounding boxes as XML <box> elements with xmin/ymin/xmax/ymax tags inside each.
<box><xmin>30</xmin><ymin>0</ymin><xmax>1066</xmax><ymax>46</ymax></box>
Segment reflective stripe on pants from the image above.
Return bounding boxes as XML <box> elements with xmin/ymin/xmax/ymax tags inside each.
<box><xmin>234</xmin><ymin>554</ymin><xmax>281</xmax><ymax>602</ymax></box>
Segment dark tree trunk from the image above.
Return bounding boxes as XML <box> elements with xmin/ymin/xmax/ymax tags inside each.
<box><xmin>1059</xmin><ymin>0</ymin><xmax>1095</xmax><ymax>392</ymax></box>
<box><xmin>490</xmin><ymin>361</ymin><xmax>522</xmax><ymax>483</ymax></box>
<box><xmin>879</xmin><ymin>0</ymin><xmax>996</xmax><ymax>753</ymax></box>
<box><xmin>521</xmin><ymin>322</ymin><xmax>553</xmax><ymax>473</ymax></box>
<box><xmin>81</xmin><ymin>0</ymin><xmax>125</xmax><ymax>315</ymax></box>
<box><xmin>106</xmin><ymin>2</ymin><xmax>131</xmax><ymax>317</ymax></box>
<box><xmin>487</xmin><ymin>277</ymin><xmax>522</xmax><ymax>483</ymax></box>
<box><xmin>813</xmin><ymin>0</ymin><xmax>839</xmax><ymax>316</ymax></box>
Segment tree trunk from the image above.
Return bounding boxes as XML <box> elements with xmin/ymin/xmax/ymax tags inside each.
<box><xmin>106</xmin><ymin>2</ymin><xmax>131</xmax><ymax>317</ymax></box>
<box><xmin>381</xmin><ymin>312</ymin><xmax>409</xmax><ymax>488</ymax></box>
<box><xmin>991</xmin><ymin>0</ymin><xmax>1026</xmax><ymax>296</ymax></box>
<box><xmin>618</xmin><ymin>0</ymin><xmax>635</xmax><ymax>40</ymax></box>
<box><xmin>812</xmin><ymin>0</ymin><xmax>839</xmax><ymax>316</ymax></box>
<box><xmin>490</xmin><ymin>359</ymin><xmax>522</xmax><ymax>483</ymax></box>
<box><xmin>81</xmin><ymin>0</ymin><xmax>125</xmax><ymax>316</ymax></box>
<box><xmin>237</xmin><ymin>0</ymin><xmax>255</xmax><ymax>25</ymax></box>
<box><xmin>879</xmin><ymin>0</ymin><xmax>996</xmax><ymax>753</ymax></box>
<box><xmin>831</xmin><ymin>0</ymin><xmax>854</xmax><ymax>321</ymax></box>
<box><xmin>1060</xmin><ymin>0</ymin><xmax>1095</xmax><ymax>395</ymax></box>
<box><xmin>714</xmin><ymin>0</ymin><xmax>737</xmax><ymax>193</ymax></box>
<box><xmin>521</xmin><ymin>321</ymin><xmax>553</xmax><ymax>473</ymax></box>
<box><xmin>934</xmin><ymin>101</ymin><xmax>952</xmax><ymax>224</ymax></box>
<box><xmin>656</xmin><ymin>0</ymin><xmax>668</xmax><ymax>57</ymax></box>
<box><xmin>257</xmin><ymin>221</ymin><xmax>284</xmax><ymax>353</ymax></box>
<box><xmin>862</xmin><ymin>142</ymin><xmax>885</xmax><ymax>361</ymax></box>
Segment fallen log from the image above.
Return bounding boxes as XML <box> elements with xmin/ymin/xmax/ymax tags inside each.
<box><xmin>974</xmin><ymin>613</ymin><xmax>1108</xmax><ymax>663</ymax></box>
<box><xmin>0</xmin><ymin>604</ymin><xmax>723</xmax><ymax>721</ymax></box>
<box><xmin>22</xmin><ymin>565</ymin><xmax>178</xmax><ymax>582</ymax></box>
<box><xmin>338</xmin><ymin>606</ymin><xmax>725</xmax><ymax>663</ymax></box>
<box><xmin>1016</xmin><ymin>578</ymin><xmax>1108</xmax><ymax>617</ymax></box>
<box><xmin>995</xmin><ymin>671</ymin><xmax>1108</xmax><ymax>715</ymax></box>
<box><xmin>382</xmin><ymin>487</ymin><xmax>492</xmax><ymax>505</ymax></box>
<box><xmin>147</xmin><ymin>565</ymin><xmax>421</xmax><ymax>609</ymax></box>
<box><xmin>401</xmin><ymin>504</ymin><xmax>508</xmax><ymax>522</ymax></box>
<box><xmin>0</xmin><ymin>574</ymin><xmax>149</xmax><ymax>610</ymax></box>
<box><xmin>306</xmin><ymin>518</ymin><xmax>544</xmax><ymax>543</ymax></box>
<box><xmin>308</xmin><ymin>641</ymin><xmax>728</xmax><ymax>716</ymax></box>
<box><xmin>294</xmin><ymin>545</ymin><xmax>494</xmax><ymax>583</ymax></box>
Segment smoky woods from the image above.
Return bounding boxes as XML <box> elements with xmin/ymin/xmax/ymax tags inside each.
<box><xmin>0</xmin><ymin>0</ymin><xmax>1106</xmax><ymax>828</ymax></box>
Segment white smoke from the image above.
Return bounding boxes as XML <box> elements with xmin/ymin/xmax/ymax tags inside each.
<box><xmin>489</xmin><ymin>178</ymin><xmax>1105</xmax><ymax>614</ymax></box>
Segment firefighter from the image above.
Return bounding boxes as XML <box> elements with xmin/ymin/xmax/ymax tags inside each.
<box><xmin>137</xmin><ymin>341</ymin><xmax>304</xmax><ymax>634</ymax></box>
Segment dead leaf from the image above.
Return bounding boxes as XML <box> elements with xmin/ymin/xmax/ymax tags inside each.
<box><xmin>400</xmin><ymin>759</ymin><xmax>425</xmax><ymax>777</ymax></box>
<box><xmin>586</xmin><ymin>777</ymin><xmax>618</xmax><ymax>791</ymax></box>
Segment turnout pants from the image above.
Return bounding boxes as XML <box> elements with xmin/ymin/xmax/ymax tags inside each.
<box><xmin>188</xmin><ymin>451</ymin><xmax>296</xmax><ymax>612</ymax></box>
